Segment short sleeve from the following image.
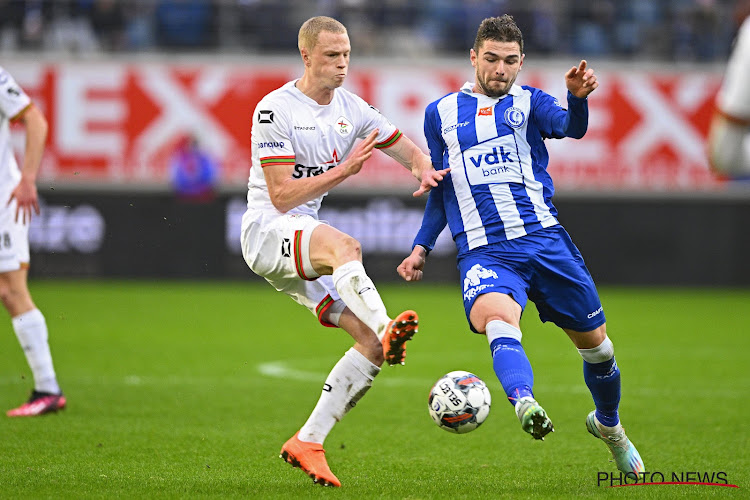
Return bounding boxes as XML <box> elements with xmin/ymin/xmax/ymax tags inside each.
<box><xmin>717</xmin><ymin>17</ymin><xmax>750</xmax><ymax>120</ymax></box>
<box><xmin>353</xmin><ymin>95</ymin><xmax>401</xmax><ymax>149</ymax></box>
<box><xmin>252</xmin><ymin>99</ymin><xmax>297</xmax><ymax>168</ymax></box>
<box><xmin>0</xmin><ymin>67</ymin><xmax>32</xmax><ymax>121</ymax></box>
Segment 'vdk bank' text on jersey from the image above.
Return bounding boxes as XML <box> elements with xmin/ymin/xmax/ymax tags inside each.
<box><xmin>414</xmin><ymin>82</ymin><xmax>589</xmax><ymax>257</ymax></box>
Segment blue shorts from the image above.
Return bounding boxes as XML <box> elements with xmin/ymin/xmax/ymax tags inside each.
<box><xmin>457</xmin><ymin>225</ymin><xmax>605</xmax><ymax>333</ymax></box>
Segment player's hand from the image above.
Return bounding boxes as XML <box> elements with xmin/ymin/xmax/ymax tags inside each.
<box><xmin>565</xmin><ymin>60</ymin><xmax>598</xmax><ymax>98</ymax></box>
<box><xmin>341</xmin><ymin>129</ymin><xmax>378</xmax><ymax>177</ymax></box>
<box><xmin>397</xmin><ymin>246</ymin><xmax>427</xmax><ymax>282</ymax></box>
<box><xmin>7</xmin><ymin>178</ymin><xmax>40</xmax><ymax>224</ymax></box>
<box><xmin>413</xmin><ymin>166</ymin><xmax>450</xmax><ymax>198</ymax></box>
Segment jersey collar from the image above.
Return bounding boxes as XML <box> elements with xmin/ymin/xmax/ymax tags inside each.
<box><xmin>460</xmin><ymin>81</ymin><xmax>523</xmax><ymax>99</ymax></box>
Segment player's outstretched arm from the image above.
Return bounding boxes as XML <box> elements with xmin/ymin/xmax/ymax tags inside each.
<box><xmin>380</xmin><ymin>134</ymin><xmax>450</xmax><ymax>197</ymax></box>
<box><xmin>397</xmin><ymin>245</ymin><xmax>427</xmax><ymax>282</ymax></box>
<box><xmin>7</xmin><ymin>104</ymin><xmax>47</xmax><ymax>224</ymax></box>
<box><xmin>565</xmin><ymin>60</ymin><xmax>598</xmax><ymax>98</ymax></box>
<box><xmin>264</xmin><ymin>130</ymin><xmax>379</xmax><ymax>213</ymax></box>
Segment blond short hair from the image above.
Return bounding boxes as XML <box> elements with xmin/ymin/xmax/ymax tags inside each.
<box><xmin>298</xmin><ymin>16</ymin><xmax>347</xmax><ymax>51</ymax></box>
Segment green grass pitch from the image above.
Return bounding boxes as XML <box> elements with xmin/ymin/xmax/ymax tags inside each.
<box><xmin>2</xmin><ymin>281</ymin><xmax>748</xmax><ymax>499</ymax></box>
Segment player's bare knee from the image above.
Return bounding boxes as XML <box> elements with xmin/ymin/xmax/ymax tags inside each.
<box><xmin>0</xmin><ymin>288</ymin><xmax>32</xmax><ymax>316</ymax></box>
<box><xmin>333</xmin><ymin>234</ymin><xmax>362</xmax><ymax>264</ymax></box>
<box><xmin>473</xmin><ymin>314</ymin><xmax>518</xmax><ymax>334</ymax></box>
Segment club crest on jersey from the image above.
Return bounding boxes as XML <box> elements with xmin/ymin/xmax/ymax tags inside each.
<box><xmin>335</xmin><ymin>116</ymin><xmax>353</xmax><ymax>136</ymax></box>
<box><xmin>504</xmin><ymin>107</ymin><xmax>526</xmax><ymax>128</ymax></box>
<box><xmin>258</xmin><ymin>110</ymin><xmax>274</xmax><ymax>124</ymax></box>
<box><xmin>478</xmin><ymin>106</ymin><xmax>493</xmax><ymax>116</ymax></box>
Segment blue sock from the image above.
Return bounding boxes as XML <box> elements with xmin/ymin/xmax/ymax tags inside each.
<box><xmin>583</xmin><ymin>357</ymin><xmax>620</xmax><ymax>427</ymax></box>
<box><xmin>489</xmin><ymin>337</ymin><xmax>534</xmax><ymax>406</ymax></box>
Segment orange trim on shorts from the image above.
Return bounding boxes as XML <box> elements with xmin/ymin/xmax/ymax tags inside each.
<box><xmin>20</xmin><ymin>262</ymin><xmax>30</xmax><ymax>270</ymax></box>
<box><xmin>293</xmin><ymin>230</ymin><xmax>315</xmax><ymax>281</ymax></box>
<box><xmin>316</xmin><ymin>295</ymin><xmax>337</xmax><ymax>328</ymax></box>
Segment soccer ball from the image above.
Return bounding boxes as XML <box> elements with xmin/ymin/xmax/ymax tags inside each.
<box><xmin>428</xmin><ymin>370</ymin><xmax>491</xmax><ymax>434</ymax></box>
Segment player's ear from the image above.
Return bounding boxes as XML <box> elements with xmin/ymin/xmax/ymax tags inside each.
<box><xmin>470</xmin><ymin>48</ymin><xmax>477</xmax><ymax>68</ymax></box>
<box><xmin>519</xmin><ymin>53</ymin><xmax>524</xmax><ymax>70</ymax></box>
<box><xmin>300</xmin><ymin>47</ymin><xmax>310</xmax><ymax>67</ymax></box>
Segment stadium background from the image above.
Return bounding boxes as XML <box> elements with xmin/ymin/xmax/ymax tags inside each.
<box><xmin>3</xmin><ymin>3</ymin><xmax>750</xmax><ymax>498</ymax></box>
<box><xmin>2</xmin><ymin>0</ymin><xmax>749</xmax><ymax>285</ymax></box>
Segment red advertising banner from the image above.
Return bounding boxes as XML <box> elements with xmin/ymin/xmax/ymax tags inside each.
<box><xmin>5</xmin><ymin>60</ymin><xmax>724</xmax><ymax>192</ymax></box>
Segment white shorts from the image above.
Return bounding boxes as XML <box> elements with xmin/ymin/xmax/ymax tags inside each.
<box><xmin>0</xmin><ymin>198</ymin><xmax>29</xmax><ymax>273</ymax></box>
<box><xmin>241</xmin><ymin>211</ymin><xmax>345</xmax><ymax>327</ymax></box>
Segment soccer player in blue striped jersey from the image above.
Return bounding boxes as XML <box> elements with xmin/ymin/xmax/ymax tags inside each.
<box><xmin>398</xmin><ymin>15</ymin><xmax>644</xmax><ymax>478</ymax></box>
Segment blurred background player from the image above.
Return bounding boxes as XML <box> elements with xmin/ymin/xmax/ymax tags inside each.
<box><xmin>397</xmin><ymin>15</ymin><xmax>643</xmax><ymax>478</ymax></box>
<box><xmin>241</xmin><ymin>16</ymin><xmax>448</xmax><ymax>487</ymax></box>
<box><xmin>170</xmin><ymin>133</ymin><xmax>219</xmax><ymax>203</ymax></box>
<box><xmin>0</xmin><ymin>65</ymin><xmax>65</xmax><ymax>417</ymax></box>
<box><xmin>707</xmin><ymin>5</ymin><xmax>750</xmax><ymax>177</ymax></box>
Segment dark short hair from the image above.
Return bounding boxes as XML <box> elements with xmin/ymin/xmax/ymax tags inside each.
<box><xmin>473</xmin><ymin>15</ymin><xmax>524</xmax><ymax>54</ymax></box>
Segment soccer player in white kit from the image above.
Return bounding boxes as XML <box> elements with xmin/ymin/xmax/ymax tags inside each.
<box><xmin>0</xmin><ymin>66</ymin><xmax>66</xmax><ymax>417</ymax></box>
<box><xmin>241</xmin><ymin>16</ymin><xmax>448</xmax><ymax>487</ymax></box>
<box><xmin>708</xmin><ymin>13</ymin><xmax>750</xmax><ymax>176</ymax></box>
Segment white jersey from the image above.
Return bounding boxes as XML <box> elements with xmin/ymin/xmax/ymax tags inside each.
<box><xmin>717</xmin><ymin>17</ymin><xmax>750</xmax><ymax>122</ymax></box>
<box><xmin>0</xmin><ymin>66</ymin><xmax>31</xmax><ymax>196</ymax></box>
<box><xmin>245</xmin><ymin>80</ymin><xmax>401</xmax><ymax>220</ymax></box>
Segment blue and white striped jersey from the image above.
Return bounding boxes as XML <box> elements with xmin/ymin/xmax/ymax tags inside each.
<box><xmin>414</xmin><ymin>82</ymin><xmax>589</xmax><ymax>256</ymax></box>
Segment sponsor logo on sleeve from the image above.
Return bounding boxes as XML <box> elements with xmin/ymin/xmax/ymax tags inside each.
<box><xmin>258</xmin><ymin>110</ymin><xmax>274</xmax><ymax>123</ymax></box>
<box><xmin>257</xmin><ymin>141</ymin><xmax>285</xmax><ymax>148</ymax></box>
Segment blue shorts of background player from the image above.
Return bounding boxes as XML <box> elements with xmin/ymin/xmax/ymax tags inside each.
<box><xmin>459</xmin><ymin>225</ymin><xmax>606</xmax><ymax>334</ymax></box>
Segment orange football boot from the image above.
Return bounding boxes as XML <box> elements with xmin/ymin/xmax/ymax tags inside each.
<box><xmin>381</xmin><ymin>310</ymin><xmax>419</xmax><ymax>366</ymax></box>
<box><xmin>280</xmin><ymin>432</ymin><xmax>341</xmax><ymax>487</ymax></box>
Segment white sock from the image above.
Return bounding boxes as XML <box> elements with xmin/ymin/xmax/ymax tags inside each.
<box><xmin>595</xmin><ymin>415</ymin><xmax>624</xmax><ymax>436</ymax></box>
<box><xmin>332</xmin><ymin>261</ymin><xmax>390</xmax><ymax>338</ymax></box>
<box><xmin>12</xmin><ymin>309</ymin><xmax>61</xmax><ymax>394</ymax></box>
<box><xmin>298</xmin><ymin>348</ymin><xmax>380</xmax><ymax>444</ymax></box>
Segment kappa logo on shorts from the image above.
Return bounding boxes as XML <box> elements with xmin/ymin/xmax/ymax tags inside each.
<box><xmin>258</xmin><ymin>109</ymin><xmax>274</xmax><ymax>124</ymax></box>
<box><xmin>281</xmin><ymin>238</ymin><xmax>291</xmax><ymax>258</ymax></box>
